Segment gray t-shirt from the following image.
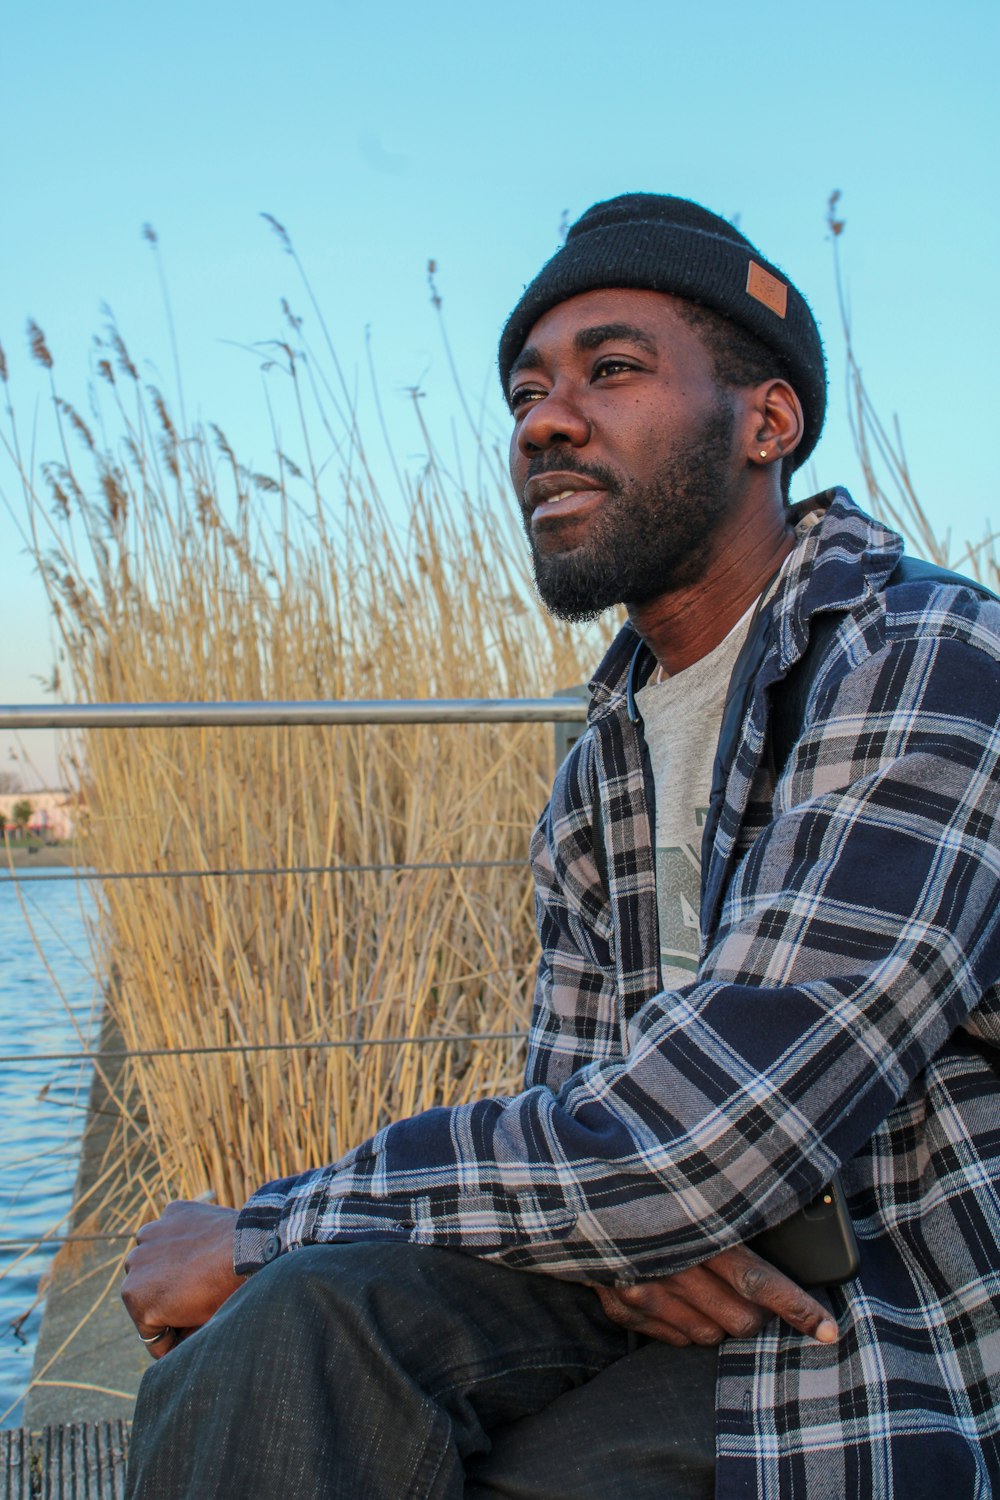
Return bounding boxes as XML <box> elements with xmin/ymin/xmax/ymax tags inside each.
<box><xmin>635</xmin><ymin>604</ymin><xmax>756</xmax><ymax>988</ymax></box>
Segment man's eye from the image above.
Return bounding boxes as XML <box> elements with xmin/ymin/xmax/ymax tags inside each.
<box><xmin>509</xmin><ymin>386</ymin><xmax>544</xmax><ymax>411</ymax></box>
<box><xmin>593</xmin><ymin>358</ymin><xmax>636</xmax><ymax>379</ymax></box>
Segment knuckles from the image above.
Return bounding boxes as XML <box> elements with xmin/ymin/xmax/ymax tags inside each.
<box><xmin>600</xmin><ymin>1295</ymin><xmax>643</xmax><ymax>1329</ymax></box>
<box><xmin>731</xmin><ymin>1265</ymin><xmax>819</xmax><ymax>1330</ymax></box>
<box><xmin>786</xmin><ymin>1296</ymin><xmax>818</xmax><ymax>1328</ymax></box>
<box><xmin>735</xmin><ymin>1264</ymin><xmax>772</xmax><ymax>1302</ymax></box>
<box><xmin>616</xmin><ymin>1284</ymin><xmax>654</xmax><ymax>1309</ymax></box>
<box><xmin>731</xmin><ymin>1308</ymin><xmax>767</xmax><ymax>1338</ymax></box>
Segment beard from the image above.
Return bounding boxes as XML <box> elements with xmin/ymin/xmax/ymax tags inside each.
<box><xmin>522</xmin><ymin>402</ymin><xmax>738</xmax><ymax>622</ymax></box>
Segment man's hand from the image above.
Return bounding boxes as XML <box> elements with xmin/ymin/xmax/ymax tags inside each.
<box><xmin>122</xmin><ymin>1201</ymin><xmax>245</xmax><ymax>1359</ymax></box>
<box><xmin>594</xmin><ymin>1244</ymin><xmax>839</xmax><ymax>1348</ymax></box>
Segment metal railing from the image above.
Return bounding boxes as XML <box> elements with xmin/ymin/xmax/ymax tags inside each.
<box><xmin>0</xmin><ymin>693</ymin><xmax>591</xmax><ymax>887</ymax></box>
<box><xmin>0</xmin><ymin>695</ymin><xmax>589</xmax><ymax>730</ymax></box>
<box><xmin>0</xmin><ymin>691</ymin><xmax>590</xmax><ymax>1252</ymax></box>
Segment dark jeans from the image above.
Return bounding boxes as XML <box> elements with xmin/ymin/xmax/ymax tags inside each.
<box><xmin>125</xmin><ymin>1243</ymin><xmax>716</xmax><ymax>1499</ymax></box>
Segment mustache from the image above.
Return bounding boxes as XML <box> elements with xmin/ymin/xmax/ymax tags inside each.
<box><xmin>523</xmin><ymin>452</ymin><xmax>620</xmax><ymax>492</ymax></box>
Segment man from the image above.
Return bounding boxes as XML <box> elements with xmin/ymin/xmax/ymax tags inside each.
<box><xmin>123</xmin><ymin>195</ymin><xmax>1000</xmax><ymax>1497</ymax></box>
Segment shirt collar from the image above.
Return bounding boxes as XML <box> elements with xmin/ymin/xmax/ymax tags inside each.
<box><xmin>586</xmin><ymin>489</ymin><xmax>903</xmax><ymax>724</ymax></box>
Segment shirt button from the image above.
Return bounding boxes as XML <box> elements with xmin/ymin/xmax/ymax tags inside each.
<box><xmin>262</xmin><ymin>1234</ymin><xmax>281</xmax><ymax>1263</ymax></box>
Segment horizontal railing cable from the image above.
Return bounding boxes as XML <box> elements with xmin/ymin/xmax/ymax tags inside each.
<box><xmin>0</xmin><ymin>698</ymin><xmax>567</xmax><ymax>1275</ymax></box>
<box><xmin>0</xmin><ymin>857</ymin><xmax>528</xmax><ymax>886</ymax></box>
<box><xmin>0</xmin><ymin>1031</ymin><xmax>528</xmax><ymax>1068</ymax></box>
<box><xmin>0</xmin><ymin>1233</ymin><xmax>137</xmax><ymax>1249</ymax></box>
<box><xmin>0</xmin><ymin>696</ymin><xmax>589</xmax><ymax>730</ymax></box>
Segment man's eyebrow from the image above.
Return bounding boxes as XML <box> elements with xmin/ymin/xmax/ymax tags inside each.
<box><xmin>507</xmin><ymin>323</ymin><xmax>658</xmax><ymax>388</ymax></box>
<box><xmin>574</xmin><ymin>323</ymin><xmax>657</xmax><ymax>355</ymax></box>
<box><xmin>508</xmin><ymin>344</ymin><xmax>541</xmax><ymax>381</ymax></box>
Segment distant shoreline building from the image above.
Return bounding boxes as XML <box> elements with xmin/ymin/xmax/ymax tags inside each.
<box><xmin>0</xmin><ymin>789</ymin><xmax>79</xmax><ymax>842</ymax></box>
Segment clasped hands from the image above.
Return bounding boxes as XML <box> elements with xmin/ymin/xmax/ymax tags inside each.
<box><xmin>123</xmin><ymin>1200</ymin><xmax>838</xmax><ymax>1360</ymax></box>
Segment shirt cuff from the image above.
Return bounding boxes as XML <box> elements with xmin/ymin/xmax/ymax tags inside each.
<box><xmin>233</xmin><ymin>1177</ymin><xmax>302</xmax><ymax>1274</ymax></box>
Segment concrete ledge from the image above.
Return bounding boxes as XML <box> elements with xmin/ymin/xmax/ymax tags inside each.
<box><xmin>25</xmin><ymin>1011</ymin><xmax>148</xmax><ymax>1431</ymax></box>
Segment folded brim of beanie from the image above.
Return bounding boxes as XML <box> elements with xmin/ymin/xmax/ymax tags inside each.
<box><xmin>498</xmin><ymin>197</ymin><xmax>826</xmax><ymax>470</ymax></box>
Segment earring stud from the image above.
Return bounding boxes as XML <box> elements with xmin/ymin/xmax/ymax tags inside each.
<box><xmin>759</xmin><ymin>449</ymin><xmax>768</xmax><ymax>459</ymax></box>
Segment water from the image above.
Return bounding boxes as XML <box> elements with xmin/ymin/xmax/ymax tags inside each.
<box><xmin>0</xmin><ymin>869</ymin><xmax>98</xmax><ymax>1426</ymax></box>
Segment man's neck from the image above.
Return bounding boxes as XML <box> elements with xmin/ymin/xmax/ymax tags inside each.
<box><xmin>627</xmin><ymin>505</ymin><xmax>796</xmax><ymax>677</ymax></box>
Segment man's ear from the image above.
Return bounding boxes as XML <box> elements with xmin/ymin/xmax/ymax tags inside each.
<box><xmin>745</xmin><ymin>380</ymin><xmax>804</xmax><ymax>469</ymax></box>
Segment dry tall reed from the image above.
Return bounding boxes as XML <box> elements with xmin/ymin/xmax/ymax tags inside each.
<box><xmin>5</xmin><ymin>204</ymin><xmax>993</xmax><ymax>1228</ymax></box>
<box><xmin>826</xmin><ymin>191</ymin><xmax>998</xmax><ymax>581</ymax></box>
<box><xmin>2</xmin><ymin>296</ymin><xmax>608</xmax><ymax>1216</ymax></box>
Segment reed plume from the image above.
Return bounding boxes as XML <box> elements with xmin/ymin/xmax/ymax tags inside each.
<box><xmin>5</xmin><ymin>294</ymin><xmax>606</xmax><ymax>1216</ymax></box>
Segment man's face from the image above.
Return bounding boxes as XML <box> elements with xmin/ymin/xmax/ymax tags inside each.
<box><xmin>507</xmin><ymin>288</ymin><xmax>741</xmax><ymax>621</ymax></box>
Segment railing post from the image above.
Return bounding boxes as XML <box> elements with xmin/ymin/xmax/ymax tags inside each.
<box><xmin>552</xmin><ymin>686</ymin><xmax>590</xmax><ymax>768</ymax></box>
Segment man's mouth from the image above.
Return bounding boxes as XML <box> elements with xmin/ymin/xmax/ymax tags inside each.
<box><xmin>524</xmin><ymin>472</ymin><xmax>607</xmax><ymax>525</ymax></box>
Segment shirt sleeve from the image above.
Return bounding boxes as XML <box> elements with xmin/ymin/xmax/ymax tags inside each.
<box><xmin>233</xmin><ymin>631</ymin><xmax>1000</xmax><ymax>1281</ymax></box>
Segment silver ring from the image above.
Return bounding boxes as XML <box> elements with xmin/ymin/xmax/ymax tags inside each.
<box><xmin>138</xmin><ymin>1327</ymin><xmax>174</xmax><ymax>1345</ymax></box>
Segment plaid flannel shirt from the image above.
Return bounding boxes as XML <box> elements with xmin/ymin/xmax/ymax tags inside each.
<box><xmin>236</xmin><ymin>492</ymin><xmax>1000</xmax><ymax>1496</ymax></box>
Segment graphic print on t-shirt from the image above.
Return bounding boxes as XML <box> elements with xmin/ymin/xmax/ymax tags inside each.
<box><xmin>655</xmin><ymin>808</ymin><xmax>709</xmax><ymax>987</ymax></box>
<box><xmin>634</xmin><ymin>603</ymin><xmax>761</xmax><ymax>998</ymax></box>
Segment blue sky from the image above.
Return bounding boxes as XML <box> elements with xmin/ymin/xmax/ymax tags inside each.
<box><xmin>1</xmin><ymin>0</ymin><xmax>997</xmax><ymax>783</ymax></box>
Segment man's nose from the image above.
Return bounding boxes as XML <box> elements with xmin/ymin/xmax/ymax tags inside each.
<box><xmin>515</xmin><ymin>388</ymin><xmax>591</xmax><ymax>455</ymax></box>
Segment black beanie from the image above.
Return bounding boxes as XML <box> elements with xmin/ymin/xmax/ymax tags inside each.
<box><xmin>498</xmin><ymin>193</ymin><xmax>826</xmax><ymax>469</ymax></box>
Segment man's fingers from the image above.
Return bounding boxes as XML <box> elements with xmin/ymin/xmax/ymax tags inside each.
<box><xmin>595</xmin><ymin>1284</ymin><xmax>726</xmax><ymax>1347</ymax></box>
<box><xmin>595</xmin><ymin>1285</ymin><xmax>692</xmax><ymax>1346</ymax></box>
<box><xmin>618</xmin><ymin>1268</ymin><xmax>769</xmax><ymax>1340</ymax></box>
<box><xmin>708</xmin><ymin>1246</ymin><xmax>838</xmax><ymax>1343</ymax></box>
<box><xmin>134</xmin><ymin>1323</ymin><xmax>179</xmax><ymax>1360</ymax></box>
<box><xmin>595</xmin><ymin>1242</ymin><xmax>840</xmax><ymax>1350</ymax></box>
<box><xmin>617</xmin><ymin>1281</ymin><xmax>730</xmax><ymax>1344</ymax></box>
<box><xmin>121</xmin><ymin>1276</ymin><xmax>168</xmax><ymax>1336</ymax></box>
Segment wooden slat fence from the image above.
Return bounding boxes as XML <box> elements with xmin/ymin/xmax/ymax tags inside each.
<box><xmin>0</xmin><ymin>1424</ymin><xmax>128</xmax><ymax>1500</ymax></box>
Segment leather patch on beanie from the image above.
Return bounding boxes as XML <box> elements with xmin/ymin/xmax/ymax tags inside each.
<box><xmin>746</xmin><ymin>261</ymin><xmax>788</xmax><ymax>318</ymax></box>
